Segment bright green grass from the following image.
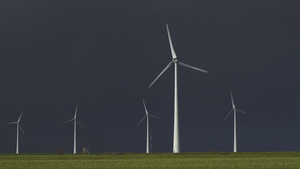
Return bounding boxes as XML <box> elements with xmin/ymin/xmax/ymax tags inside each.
<box><xmin>0</xmin><ymin>152</ymin><xmax>300</xmax><ymax>169</ymax></box>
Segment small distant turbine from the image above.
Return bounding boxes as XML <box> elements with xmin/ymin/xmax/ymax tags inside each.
<box><xmin>62</xmin><ymin>105</ymin><xmax>84</xmax><ymax>154</ymax></box>
<box><xmin>223</xmin><ymin>91</ymin><xmax>247</xmax><ymax>152</ymax></box>
<box><xmin>5</xmin><ymin>111</ymin><xmax>25</xmax><ymax>154</ymax></box>
<box><xmin>149</xmin><ymin>23</ymin><xmax>208</xmax><ymax>153</ymax></box>
<box><xmin>137</xmin><ymin>99</ymin><xmax>160</xmax><ymax>153</ymax></box>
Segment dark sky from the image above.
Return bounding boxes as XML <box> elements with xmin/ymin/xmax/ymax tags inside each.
<box><xmin>1</xmin><ymin>0</ymin><xmax>300</xmax><ymax>153</ymax></box>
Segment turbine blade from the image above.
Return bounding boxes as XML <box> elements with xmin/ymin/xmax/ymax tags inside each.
<box><xmin>142</xmin><ymin>99</ymin><xmax>149</xmax><ymax>115</ymax></box>
<box><xmin>74</xmin><ymin>104</ymin><xmax>78</xmax><ymax>118</ymax></box>
<box><xmin>230</xmin><ymin>91</ymin><xmax>235</xmax><ymax>108</ymax></box>
<box><xmin>62</xmin><ymin>118</ymin><xmax>74</xmax><ymax>125</ymax></box>
<box><xmin>178</xmin><ymin>62</ymin><xmax>208</xmax><ymax>73</ymax></box>
<box><xmin>137</xmin><ymin>115</ymin><xmax>146</xmax><ymax>127</ymax></box>
<box><xmin>149</xmin><ymin>114</ymin><xmax>161</xmax><ymax>118</ymax></box>
<box><xmin>223</xmin><ymin>109</ymin><xmax>233</xmax><ymax>121</ymax></box>
<box><xmin>77</xmin><ymin>121</ymin><xmax>85</xmax><ymax>128</ymax></box>
<box><xmin>166</xmin><ymin>23</ymin><xmax>177</xmax><ymax>59</ymax></box>
<box><xmin>149</xmin><ymin>61</ymin><xmax>173</xmax><ymax>88</ymax></box>
<box><xmin>236</xmin><ymin>109</ymin><xmax>248</xmax><ymax>114</ymax></box>
<box><xmin>19</xmin><ymin>125</ymin><xmax>25</xmax><ymax>134</ymax></box>
<box><xmin>5</xmin><ymin>122</ymin><xmax>17</xmax><ymax>125</ymax></box>
<box><xmin>18</xmin><ymin>111</ymin><xmax>24</xmax><ymax>122</ymax></box>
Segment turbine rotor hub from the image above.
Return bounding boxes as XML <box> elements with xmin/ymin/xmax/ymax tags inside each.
<box><xmin>172</xmin><ymin>58</ymin><xmax>178</xmax><ymax>63</ymax></box>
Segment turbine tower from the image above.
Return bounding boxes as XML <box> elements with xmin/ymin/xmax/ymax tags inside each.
<box><xmin>223</xmin><ymin>91</ymin><xmax>247</xmax><ymax>152</ymax></box>
<box><xmin>137</xmin><ymin>99</ymin><xmax>160</xmax><ymax>153</ymax></box>
<box><xmin>5</xmin><ymin>111</ymin><xmax>25</xmax><ymax>154</ymax></box>
<box><xmin>149</xmin><ymin>23</ymin><xmax>208</xmax><ymax>153</ymax></box>
<box><xmin>63</xmin><ymin>105</ymin><xmax>84</xmax><ymax>154</ymax></box>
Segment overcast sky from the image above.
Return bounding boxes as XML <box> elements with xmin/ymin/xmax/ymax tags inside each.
<box><xmin>1</xmin><ymin>0</ymin><xmax>300</xmax><ymax>153</ymax></box>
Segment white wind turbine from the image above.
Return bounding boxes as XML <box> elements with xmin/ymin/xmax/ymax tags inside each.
<box><xmin>137</xmin><ymin>99</ymin><xmax>160</xmax><ymax>153</ymax></box>
<box><xmin>62</xmin><ymin>105</ymin><xmax>84</xmax><ymax>154</ymax></box>
<box><xmin>149</xmin><ymin>23</ymin><xmax>208</xmax><ymax>153</ymax></box>
<box><xmin>5</xmin><ymin>111</ymin><xmax>25</xmax><ymax>154</ymax></box>
<box><xmin>223</xmin><ymin>91</ymin><xmax>247</xmax><ymax>152</ymax></box>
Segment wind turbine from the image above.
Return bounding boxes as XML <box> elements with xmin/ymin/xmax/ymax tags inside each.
<box><xmin>149</xmin><ymin>23</ymin><xmax>208</xmax><ymax>153</ymax></box>
<box><xmin>223</xmin><ymin>91</ymin><xmax>247</xmax><ymax>152</ymax></box>
<box><xmin>5</xmin><ymin>111</ymin><xmax>25</xmax><ymax>154</ymax></box>
<box><xmin>137</xmin><ymin>99</ymin><xmax>160</xmax><ymax>153</ymax></box>
<box><xmin>62</xmin><ymin>105</ymin><xmax>84</xmax><ymax>154</ymax></box>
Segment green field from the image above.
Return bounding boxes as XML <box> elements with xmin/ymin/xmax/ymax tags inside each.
<box><xmin>0</xmin><ymin>152</ymin><xmax>299</xmax><ymax>169</ymax></box>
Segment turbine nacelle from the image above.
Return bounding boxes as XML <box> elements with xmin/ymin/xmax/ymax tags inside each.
<box><xmin>172</xmin><ymin>58</ymin><xmax>178</xmax><ymax>63</ymax></box>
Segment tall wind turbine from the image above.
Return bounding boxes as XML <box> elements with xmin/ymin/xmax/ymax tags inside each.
<box><xmin>149</xmin><ymin>23</ymin><xmax>208</xmax><ymax>153</ymax></box>
<box><xmin>5</xmin><ymin>111</ymin><xmax>25</xmax><ymax>154</ymax></box>
<box><xmin>63</xmin><ymin>105</ymin><xmax>84</xmax><ymax>154</ymax></box>
<box><xmin>137</xmin><ymin>99</ymin><xmax>160</xmax><ymax>153</ymax></box>
<box><xmin>223</xmin><ymin>91</ymin><xmax>247</xmax><ymax>152</ymax></box>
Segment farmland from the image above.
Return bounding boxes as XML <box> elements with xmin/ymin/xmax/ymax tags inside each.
<box><xmin>0</xmin><ymin>152</ymin><xmax>299</xmax><ymax>169</ymax></box>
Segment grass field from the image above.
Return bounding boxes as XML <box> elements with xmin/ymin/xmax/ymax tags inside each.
<box><xmin>0</xmin><ymin>152</ymin><xmax>300</xmax><ymax>169</ymax></box>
